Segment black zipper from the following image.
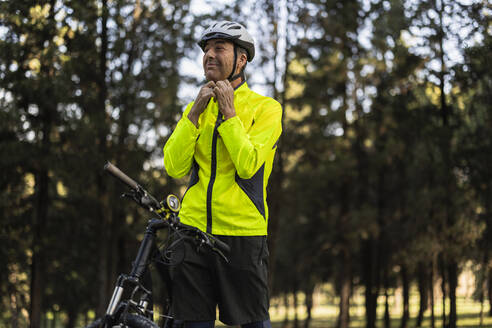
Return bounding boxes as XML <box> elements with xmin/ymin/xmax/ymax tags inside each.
<box><xmin>206</xmin><ymin>110</ymin><xmax>222</xmax><ymax>233</ymax></box>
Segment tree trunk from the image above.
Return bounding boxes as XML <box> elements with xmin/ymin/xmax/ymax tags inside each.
<box><xmin>363</xmin><ymin>239</ymin><xmax>379</xmax><ymax>328</ymax></box>
<box><xmin>383</xmin><ymin>260</ymin><xmax>390</xmax><ymax>328</ymax></box>
<box><xmin>447</xmin><ymin>260</ymin><xmax>458</xmax><ymax>328</ymax></box>
<box><xmin>30</xmin><ymin>0</ymin><xmax>57</xmax><ymax>324</ymax></box>
<box><xmin>439</xmin><ymin>254</ymin><xmax>447</xmax><ymax>328</ymax></box>
<box><xmin>262</xmin><ymin>0</ymin><xmax>290</xmax><ymax>295</ymax></box>
<box><xmin>95</xmin><ymin>0</ymin><xmax>111</xmax><ymax>317</ymax></box>
<box><xmin>384</xmin><ymin>288</ymin><xmax>390</xmax><ymax>328</ymax></box>
<box><xmin>480</xmin><ymin>275</ymin><xmax>485</xmax><ymax>328</ymax></box>
<box><xmin>417</xmin><ymin>262</ymin><xmax>429</xmax><ymax>327</ymax></box>
<box><xmin>488</xmin><ymin>269</ymin><xmax>492</xmax><ymax>317</ymax></box>
<box><xmin>480</xmin><ymin>254</ymin><xmax>488</xmax><ymax>326</ymax></box>
<box><xmin>337</xmin><ymin>250</ymin><xmax>351</xmax><ymax>328</ymax></box>
<box><xmin>283</xmin><ymin>293</ymin><xmax>290</xmax><ymax>328</ymax></box>
<box><xmin>400</xmin><ymin>265</ymin><xmax>409</xmax><ymax>328</ymax></box>
<box><xmin>431</xmin><ymin>255</ymin><xmax>436</xmax><ymax>328</ymax></box>
<box><xmin>293</xmin><ymin>288</ymin><xmax>299</xmax><ymax>328</ymax></box>
<box><xmin>304</xmin><ymin>286</ymin><xmax>314</xmax><ymax>328</ymax></box>
<box><xmin>30</xmin><ymin>142</ymin><xmax>50</xmax><ymax>328</ymax></box>
<box><xmin>67</xmin><ymin>307</ymin><xmax>77</xmax><ymax>328</ymax></box>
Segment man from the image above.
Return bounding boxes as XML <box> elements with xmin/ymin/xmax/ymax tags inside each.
<box><xmin>163</xmin><ymin>21</ymin><xmax>282</xmax><ymax>328</ymax></box>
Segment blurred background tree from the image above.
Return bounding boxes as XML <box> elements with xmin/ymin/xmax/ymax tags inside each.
<box><xmin>0</xmin><ymin>0</ymin><xmax>491</xmax><ymax>327</ymax></box>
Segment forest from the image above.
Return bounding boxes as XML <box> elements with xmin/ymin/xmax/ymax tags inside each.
<box><xmin>0</xmin><ymin>0</ymin><xmax>491</xmax><ymax>327</ymax></box>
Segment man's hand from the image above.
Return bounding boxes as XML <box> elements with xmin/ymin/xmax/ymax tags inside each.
<box><xmin>188</xmin><ymin>81</ymin><xmax>216</xmax><ymax>127</ymax></box>
<box><xmin>214</xmin><ymin>80</ymin><xmax>236</xmax><ymax>120</ymax></box>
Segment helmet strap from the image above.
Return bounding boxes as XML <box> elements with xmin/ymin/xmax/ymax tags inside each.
<box><xmin>227</xmin><ymin>44</ymin><xmax>245</xmax><ymax>83</ymax></box>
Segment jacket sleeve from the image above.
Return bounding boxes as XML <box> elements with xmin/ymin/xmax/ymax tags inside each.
<box><xmin>163</xmin><ymin>103</ymin><xmax>199</xmax><ymax>178</ymax></box>
<box><xmin>218</xmin><ymin>99</ymin><xmax>282</xmax><ymax>179</ymax></box>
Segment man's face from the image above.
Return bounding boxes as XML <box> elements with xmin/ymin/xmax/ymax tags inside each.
<box><xmin>202</xmin><ymin>39</ymin><xmax>235</xmax><ymax>82</ymax></box>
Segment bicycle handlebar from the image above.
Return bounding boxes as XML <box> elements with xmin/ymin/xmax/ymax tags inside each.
<box><xmin>104</xmin><ymin>161</ymin><xmax>231</xmax><ymax>257</ymax></box>
<box><xmin>104</xmin><ymin>162</ymin><xmax>139</xmax><ymax>190</ymax></box>
<box><xmin>104</xmin><ymin>162</ymin><xmax>161</xmax><ymax>211</ymax></box>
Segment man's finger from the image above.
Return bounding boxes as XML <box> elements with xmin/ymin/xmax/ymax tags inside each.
<box><xmin>202</xmin><ymin>91</ymin><xmax>212</xmax><ymax>99</ymax></box>
<box><xmin>217</xmin><ymin>80</ymin><xmax>232</xmax><ymax>91</ymax></box>
<box><xmin>205</xmin><ymin>81</ymin><xmax>216</xmax><ymax>88</ymax></box>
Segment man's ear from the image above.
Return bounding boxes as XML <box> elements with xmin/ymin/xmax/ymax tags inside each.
<box><xmin>237</xmin><ymin>52</ymin><xmax>248</xmax><ymax>71</ymax></box>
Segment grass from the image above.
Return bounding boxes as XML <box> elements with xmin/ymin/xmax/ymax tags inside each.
<box><xmin>14</xmin><ymin>285</ymin><xmax>490</xmax><ymax>327</ymax></box>
<box><xmin>215</xmin><ymin>290</ymin><xmax>492</xmax><ymax>328</ymax></box>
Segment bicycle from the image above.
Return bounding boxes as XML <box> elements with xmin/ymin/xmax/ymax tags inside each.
<box><xmin>84</xmin><ymin>162</ymin><xmax>230</xmax><ymax>328</ymax></box>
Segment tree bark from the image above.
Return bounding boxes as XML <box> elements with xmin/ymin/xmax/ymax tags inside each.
<box><xmin>448</xmin><ymin>260</ymin><xmax>458</xmax><ymax>328</ymax></box>
<box><xmin>337</xmin><ymin>250</ymin><xmax>351</xmax><ymax>328</ymax></box>
<box><xmin>431</xmin><ymin>255</ymin><xmax>436</xmax><ymax>328</ymax></box>
<box><xmin>384</xmin><ymin>288</ymin><xmax>390</xmax><ymax>328</ymax></box>
<box><xmin>383</xmin><ymin>259</ymin><xmax>390</xmax><ymax>328</ymax></box>
<box><xmin>480</xmin><ymin>254</ymin><xmax>488</xmax><ymax>326</ymax></box>
<box><xmin>417</xmin><ymin>262</ymin><xmax>429</xmax><ymax>327</ymax></box>
<box><xmin>488</xmin><ymin>269</ymin><xmax>492</xmax><ymax>317</ymax></box>
<box><xmin>439</xmin><ymin>254</ymin><xmax>447</xmax><ymax>328</ymax></box>
<box><xmin>283</xmin><ymin>293</ymin><xmax>289</xmax><ymax>328</ymax></box>
<box><xmin>363</xmin><ymin>239</ymin><xmax>380</xmax><ymax>328</ymax></box>
<box><xmin>95</xmin><ymin>0</ymin><xmax>111</xmax><ymax>317</ymax></box>
<box><xmin>30</xmin><ymin>1</ymin><xmax>58</xmax><ymax>324</ymax></box>
<box><xmin>66</xmin><ymin>305</ymin><xmax>78</xmax><ymax>328</ymax></box>
<box><xmin>304</xmin><ymin>286</ymin><xmax>314</xmax><ymax>328</ymax></box>
<box><xmin>293</xmin><ymin>288</ymin><xmax>299</xmax><ymax>328</ymax></box>
<box><xmin>480</xmin><ymin>269</ymin><xmax>485</xmax><ymax>327</ymax></box>
<box><xmin>30</xmin><ymin>112</ymin><xmax>51</xmax><ymax>328</ymax></box>
<box><xmin>400</xmin><ymin>264</ymin><xmax>410</xmax><ymax>328</ymax></box>
<box><xmin>265</xmin><ymin>0</ymin><xmax>290</xmax><ymax>294</ymax></box>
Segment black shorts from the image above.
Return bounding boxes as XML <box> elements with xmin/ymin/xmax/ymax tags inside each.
<box><xmin>169</xmin><ymin>235</ymin><xmax>270</xmax><ymax>326</ymax></box>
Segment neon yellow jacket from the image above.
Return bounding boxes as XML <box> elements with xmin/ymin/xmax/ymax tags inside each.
<box><xmin>163</xmin><ymin>82</ymin><xmax>282</xmax><ymax>236</ymax></box>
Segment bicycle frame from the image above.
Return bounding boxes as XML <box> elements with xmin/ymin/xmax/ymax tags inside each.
<box><xmin>105</xmin><ymin>218</ymin><xmax>169</xmax><ymax>321</ymax></box>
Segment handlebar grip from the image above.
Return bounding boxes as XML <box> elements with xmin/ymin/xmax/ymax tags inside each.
<box><xmin>104</xmin><ymin>162</ymin><xmax>139</xmax><ymax>190</ymax></box>
<box><xmin>213</xmin><ymin>237</ymin><xmax>231</xmax><ymax>254</ymax></box>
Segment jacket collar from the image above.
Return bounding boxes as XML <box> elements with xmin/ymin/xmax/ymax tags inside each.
<box><xmin>234</xmin><ymin>80</ymin><xmax>249</xmax><ymax>95</ymax></box>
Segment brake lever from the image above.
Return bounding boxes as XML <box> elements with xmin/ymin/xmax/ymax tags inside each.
<box><xmin>200</xmin><ymin>233</ymin><xmax>229</xmax><ymax>263</ymax></box>
<box><xmin>213</xmin><ymin>247</ymin><xmax>229</xmax><ymax>263</ymax></box>
<box><xmin>121</xmin><ymin>192</ymin><xmax>134</xmax><ymax>199</ymax></box>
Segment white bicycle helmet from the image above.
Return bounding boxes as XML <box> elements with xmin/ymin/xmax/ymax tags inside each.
<box><xmin>198</xmin><ymin>21</ymin><xmax>255</xmax><ymax>62</ymax></box>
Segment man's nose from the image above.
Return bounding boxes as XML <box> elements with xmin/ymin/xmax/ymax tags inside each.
<box><xmin>204</xmin><ymin>48</ymin><xmax>215</xmax><ymax>60</ymax></box>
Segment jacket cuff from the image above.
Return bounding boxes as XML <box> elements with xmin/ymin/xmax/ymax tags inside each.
<box><xmin>218</xmin><ymin>115</ymin><xmax>242</xmax><ymax>132</ymax></box>
<box><xmin>184</xmin><ymin>115</ymin><xmax>200</xmax><ymax>133</ymax></box>
<box><xmin>218</xmin><ymin>115</ymin><xmax>247</xmax><ymax>154</ymax></box>
<box><xmin>173</xmin><ymin>115</ymin><xmax>199</xmax><ymax>141</ymax></box>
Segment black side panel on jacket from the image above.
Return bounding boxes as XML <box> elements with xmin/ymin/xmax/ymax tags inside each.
<box><xmin>235</xmin><ymin>164</ymin><xmax>266</xmax><ymax>219</ymax></box>
<box><xmin>183</xmin><ymin>160</ymin><xmax>199</xmax><ymax>197</ymax></box>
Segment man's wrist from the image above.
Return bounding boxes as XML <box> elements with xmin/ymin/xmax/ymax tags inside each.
<box><xmin>221</xmin><ymin>106</ymin><xmax>236</xmax><ymax>120</ymax></box>
<box><xmin>223</xmin><ymin>112</ymin><xmax>236</xmax><ymax>120</ymax></box>
<box><xmin>187</xmin><ymin>111</ymin><xmax>200</xmax><ymax>127</ymax></box>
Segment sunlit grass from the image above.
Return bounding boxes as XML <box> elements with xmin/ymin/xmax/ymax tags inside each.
<box><xmin>216</xmin><ymin>288</ymin><xmax>492</xmax><ymax>328</ymax></box>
